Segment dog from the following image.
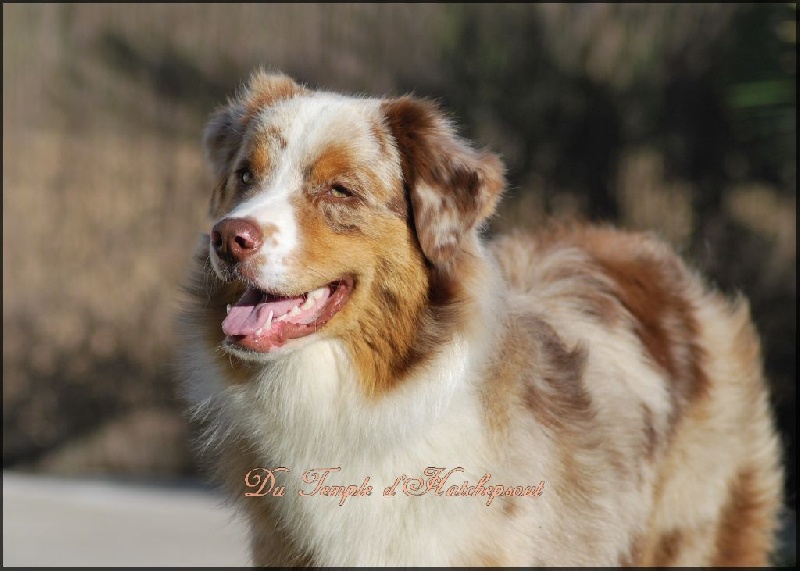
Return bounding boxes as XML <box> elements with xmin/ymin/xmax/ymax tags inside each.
<box><xmin>176</xmin><ymin>69</ymin><xmax>783</xmax><ymax>566</ymax></box>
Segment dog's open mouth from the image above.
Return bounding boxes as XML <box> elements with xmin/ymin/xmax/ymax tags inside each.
<box><xmin>222</xmin><ymin>277</ymin><xmax>353</xmax><ymax>352</ymax></box>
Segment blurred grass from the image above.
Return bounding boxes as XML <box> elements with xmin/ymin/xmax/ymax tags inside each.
<box><xmin>2</xmin><ymin>4</ymin><xmax>795</xmax><ymax>527</ymax></box>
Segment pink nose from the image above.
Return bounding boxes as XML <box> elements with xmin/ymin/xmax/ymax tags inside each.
<box><xmin>211</xmin><ymin>217</ymin><xmax>263</xmax><ymax>264</ymax></box>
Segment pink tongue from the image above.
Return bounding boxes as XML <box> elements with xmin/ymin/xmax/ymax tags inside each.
<box><xmin>221</xmin><ymin>287</ymin><xmax>330</xmax><ymax>337</ymax></box>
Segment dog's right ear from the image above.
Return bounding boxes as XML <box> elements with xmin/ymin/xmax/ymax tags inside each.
<box><xmin>381</xmin><ymin>96</ymin><xmax>505</xmax><ymax>270</ymax></box>
<box><xmin>203</xmin><ymin>70</ymin><xmax>307</xmax><ymax>217</ymax></box>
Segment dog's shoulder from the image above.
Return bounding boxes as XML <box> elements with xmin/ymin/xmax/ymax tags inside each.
<box><xmin>487</xmin><ymin>222</ymin><xmax>711</xmax><ymax>421</ymax></box>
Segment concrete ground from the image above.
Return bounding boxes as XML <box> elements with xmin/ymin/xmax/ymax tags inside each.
<box><xmin>2</xmin><ymin>471</ymin><xmax>249</xmax><ymax>567</ymax></box>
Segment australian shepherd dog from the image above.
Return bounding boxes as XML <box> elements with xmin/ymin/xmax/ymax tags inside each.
<box><xmin>177</xmin><ymin>70</ymin><xmax>783</xmax><ymax>566</ymax></box>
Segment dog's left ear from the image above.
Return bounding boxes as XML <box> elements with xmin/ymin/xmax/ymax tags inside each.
<box><xmin>382</xmin><ymin>96</ymin><xmax>505</xmax><ymax>269</ymax></box>
<box><xmin>203</xmin><ymin>70</ymin><xmax>307</xmax><ymax>217</ymax></box>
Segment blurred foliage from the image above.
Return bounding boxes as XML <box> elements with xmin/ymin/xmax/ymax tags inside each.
<box><xmin>432</xmin><ymin>4</ymin><xmax>624</xmax><ymax>220</ymax></box>
<box><xmin>2</xmin><ymin>4</ymin><xmax>795</xmax><ymax>526</ymax></box>
<box><xmin>431</xmin><ymin>3</ymin><xmax>796</xmax><ymax>221</ymax></box>
<box><xmin>721</xmin><ymin>3</ymin><xmax>796</xmax><ymax>190</ymax></box>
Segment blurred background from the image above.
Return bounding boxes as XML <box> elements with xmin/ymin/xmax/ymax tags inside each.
<box><xmin>3</xmin><ymin>3</ymin><xmax>796</xmax><ymax>565</ymax></box>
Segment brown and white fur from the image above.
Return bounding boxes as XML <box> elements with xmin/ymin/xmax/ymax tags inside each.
<box><xmin>177</xmin><ymin>69</ymin><xmax>783</xmax><ymax>566</ymax></box>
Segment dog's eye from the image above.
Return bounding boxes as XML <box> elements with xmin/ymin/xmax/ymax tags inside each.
<box><xmin>240</xmin><ymin>169</ymin><xmax>254</xmax><ymax>185</ymax></box>
<box><xmin>329</xmin><ymin>184</ymin><xmax>352</xmax><ymax>199</ymax></box>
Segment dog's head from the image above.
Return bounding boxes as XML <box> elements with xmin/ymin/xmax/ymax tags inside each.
<box><xmin>201</xmin><ymin>69</ymin><xmax>505</xmax><ymax>365</ymax></box>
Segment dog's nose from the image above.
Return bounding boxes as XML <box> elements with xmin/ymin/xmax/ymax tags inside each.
<box><xmin>211</xmin><ymin>217</ymin><xmax>263</xmax><ymax>263</ymax></box>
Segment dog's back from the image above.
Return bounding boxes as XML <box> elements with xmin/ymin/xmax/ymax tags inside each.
<box><xmin>490</xmin><ymin>225</ymin><xmax>783</xmax><ymax>566</ymax></box>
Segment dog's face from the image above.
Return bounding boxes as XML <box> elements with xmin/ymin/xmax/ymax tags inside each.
<box><xmin>201</xmin><ymin>70</ymin><xmax>504</xmax><ymax>370</ymax></box>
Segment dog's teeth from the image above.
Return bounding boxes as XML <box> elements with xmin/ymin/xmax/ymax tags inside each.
<box><xmin>301</xmin><ymin>296</ymin><xmax>315</xmax><ymax>310</ymax></box>
<box><xmin>266</xmin><ymin>310</ymin><xmax>274</xmax><ymax>329</ymax></box>
<box><xmin>289</xmin><ymin>306</ymin><xmax>301</xmax><ymax>316</ymax></box>
<box><xmin>226</xmin><ymin>304</ymin><xmax>231</xmax><ymax>314</ymax></box>
<box><xmin>255</xmin><ymin>327</ymin><xmax>263</xmax><ymax>335</ymax></box>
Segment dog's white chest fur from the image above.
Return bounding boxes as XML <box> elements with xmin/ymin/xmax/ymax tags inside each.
<box><xmin>217</xmin><ymin>338</ymin><xmax>517</xmax><ymax>566</ymax></box>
